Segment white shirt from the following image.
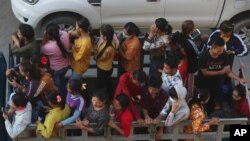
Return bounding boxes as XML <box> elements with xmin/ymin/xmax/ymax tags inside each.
<box><xmin>5</xmin><ymin>102</ymin><xmax>32</xmax><ymax>139</ymax></box>
<box><xmin>161</xmin><ymin>70</ymin><xmax>183</xmax><ymax>93</ymax></box>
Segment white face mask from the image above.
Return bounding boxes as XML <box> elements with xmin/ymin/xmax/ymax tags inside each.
<box><xmin>122</xmin><ymin>31</ymin><xmax>131</xmax><ymax>39</ymax></box>
<box><xmin>169</xmin><ymin>97</ymin><xmax>176</xmax><ymax>103</ymax></box>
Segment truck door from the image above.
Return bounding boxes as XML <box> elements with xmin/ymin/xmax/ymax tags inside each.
<box><xmin>165</xmin><ymin>0</ymin><xmax>224</xmax><ymax>29</ymax></box>
<box><xmin>101</xmin><ymin>0</ymin><xmax>165</xmax><ymax>30</ymax></box>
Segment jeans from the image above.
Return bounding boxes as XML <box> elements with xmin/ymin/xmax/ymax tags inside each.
<box><xmin>54</xmin><ymin>66</ymin><xmax>69</xmax><ymax>99</ymax></box>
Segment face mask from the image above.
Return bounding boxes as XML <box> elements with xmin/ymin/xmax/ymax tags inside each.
<box><xmin>122</xmin><ymin>31</ymin><xmax>131</xmax><ymax>39</ymax></box>
<box><xmin>169</xmin><ymin>97</ymin><xmax>176</xmax><ymax>103</ymax></box>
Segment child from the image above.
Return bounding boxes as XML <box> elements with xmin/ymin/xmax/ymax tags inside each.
<box><xmin>76</xmin><ymin>90</ymin><xmax>109</xmax><ymax>135</ymax></box>
<box><xmin>56</xmin><ymin>78</ymin><xmax>86</xmax><ymax>128</ymax></box>
<box><xmin>3</xmin><ymin>93</ymin><xmax>32</xmax><ymax>139</ymax></box>
<box><xmin>158</xmin><ymin>84</ymin><xmax>190</xmax><ymax>126</ymax></box>
<box><xmin>232</xmin><ymin>84</ymin><xmax>250</xmax><ymax>117</ymax></box>
<box><xmin>161</xmin><ymin>57</ymin><xmax>183</xmax><ymax>93</ymax></box>
<box><xmin>36</xmin><ymin>91</ymin><xmax>70</xmax><ymax>138</ymax></box>
<box><xmin>108</xmin><ymin>93</ymin><xmax>134</xmax><ymax>137</ymax></box>
<box><xmin>184</xmin><ymin>88</ymin><xmax>219</xmax><ymax>139</ymax></box>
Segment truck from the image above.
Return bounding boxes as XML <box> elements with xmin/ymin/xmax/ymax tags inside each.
<box><xmin>11</xmin><ymin>0</ymin><xmax>250</xmax><ymax>45</ymax></box>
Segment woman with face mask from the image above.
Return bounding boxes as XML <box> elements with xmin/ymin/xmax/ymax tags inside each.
<box><xmin>118</xmin><ymin>22</ymin><xmax>141</xmax><ymax>75</ymax></box>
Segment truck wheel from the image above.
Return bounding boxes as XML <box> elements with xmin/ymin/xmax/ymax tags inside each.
<box><xmin>39</xmin><ymin>14</ymin><xmax>80</xmax><ymax>36</ymax></box>
<box><xmin>234</xmin><ymin>18</ymin><xmax>250</xmax><ymax>46</ymax></box>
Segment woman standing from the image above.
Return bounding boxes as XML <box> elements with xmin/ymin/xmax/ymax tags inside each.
<box><xmin>41</xmin><ymin>23</ymin><xmax>70</xmax><ymax>98</ymax></box>
<box><xmin>70</xmin><ymin>17</ymin><xmax>93</xmax><ymax>79</ymax></box>
<box><xmin>94</xmin><ymin>24</ymin><xmax>115</xmax><ymax>99</ymax></box>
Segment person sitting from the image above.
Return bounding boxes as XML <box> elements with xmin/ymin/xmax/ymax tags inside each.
<box><xmin>108</xmin><ymin>93</ymin><xmax>134</xmax><ymax>137</ymax></box>
<box><xmin>36</xmin><ymin>91</ymin><xmax>70</xmax><ymax>138</ymax></box>
<box><xmin>184</xmin><ymin>88</ymin><xmax>219</xmax><ymax>140</ymax></box>
<box><xmin>56</xmin><ymin>78</ymin><xmax>86</xmax><ymax>128</ymax></box>
<box><xmin>113</xmin><ymin>70</ymin><xmax>146</xmax><ymax>125</ymax></box>
<box><xmin>76</xmin><ymin>90</ymin><xmax>109</xmax><ymax>136</ymax></box>
<box><xmin>232</xmin><ymin>84</ymin><xmax>250</xmax><ymax>117</ymax></box>
<box><xmin>3</xmin><ymin>93</ymin><xmax>32</xmax><ymax>139</ymax></box>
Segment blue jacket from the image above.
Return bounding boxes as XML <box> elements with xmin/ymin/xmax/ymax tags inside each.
<box><xmin>207</xmin><ymin>30</ymin><xmax>247</xmax><ymax>56</ymax></box>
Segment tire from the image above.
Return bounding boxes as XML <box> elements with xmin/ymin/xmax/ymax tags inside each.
<box><xmin>234</xmin><ymin>18</ymin><xmax>250</xmax><ymax>46</ymax></box>
<box><xmin>38</xmin><ymin>14</ymin><xmax>80</xmax><ymax>37</ymax></box>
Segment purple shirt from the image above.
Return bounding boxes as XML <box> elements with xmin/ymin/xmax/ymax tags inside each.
<box><xmin>66</xmin><ymin>93</ymin><xmax>85</xmax><ymax>112</ymax></box>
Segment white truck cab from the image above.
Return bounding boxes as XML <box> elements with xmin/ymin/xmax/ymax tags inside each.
<box><xmin>11</xmin><ymin>0</ymin><xmax>250</xmax><ymax>45</ymax></box>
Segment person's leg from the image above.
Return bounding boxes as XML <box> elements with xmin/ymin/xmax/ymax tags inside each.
<box><xmin>54</xmin><ymin>67</ymin><xmax>69</xmax><ymax>99</ymax></box>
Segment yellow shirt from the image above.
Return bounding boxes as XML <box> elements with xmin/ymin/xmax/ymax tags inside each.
<box><xmin>71</xmin><ymin>36</ymin><xmax>92</xmax><ymax>74</ymax></box>
<box><xmin>36</xmin><ymin>105</ymin><xmax>70</xmax><ymax>138</ymax></box>
<box><xmin>94</xmin><ymin>42</ymin><xmax>114</xmax><ymax>71</ymax></box>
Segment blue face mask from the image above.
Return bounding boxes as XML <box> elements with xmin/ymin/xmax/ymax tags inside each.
<box><xmin>122</xmin><ymin>31</ymin><xmax>131</xmax><ymax>39</ymax></box>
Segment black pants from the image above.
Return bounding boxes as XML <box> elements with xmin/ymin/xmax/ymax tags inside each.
<box><xmin>97</xmin><ymin>67</ymin><xmax>114</xmax><ymax>100</ymax></box>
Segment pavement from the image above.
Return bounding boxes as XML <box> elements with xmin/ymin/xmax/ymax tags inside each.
<box><xmin>0</xmin><ymin>0</ymin><xmax>250</xmax><ymax>88</ymax></box>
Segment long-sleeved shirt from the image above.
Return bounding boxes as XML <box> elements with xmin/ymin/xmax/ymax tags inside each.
<box><xmin>113</xmin><ymin>72</ymin><xmax>143</xmax><ymax>120</ymax></box>
<box><xmin>62</xmin><ymin>93</ymin><xmax>86</xmax><ymax>126</ymax></box>
<box><xmin>184</xmin><ymin>104</ymin><xmax>210</xmax><ymax>134</ymax></box>
<box><xmin>11</xmin><ymin>40</ymin><xmax>39</xmax><ymax>60</ymax></box>
<box><xmin>71</xmin><ymin>36</ymin><xmax>92</xmax><ymax>74</ymax></box>
<box><xmin>86</xmin><ymin>105</ymin><xmax>109</xmax><ymax>135</ymax></box>
<box><xmin>40</xmin><ymin>31</ymin><xmax>70</xmax><ymax>71</ymax></box>
<box><xmin>207</xmin><ymin>29</ymin><xmax>247</xmax><ymax>57</ymax></box>
<box><xmin>5</xmin><ymin>102</ymin><xmax>32</xmax><ymax>139</ymax></box>
<box><xmin>36</xmin><ymin>105</ymin><xmax>70</xmax><ymax>138</ymax></box>
<box><xmin>120</xmin><ymin>36</ymin><xmax>141</xmax><ymax>72</ymax></box>
<box><xmin>143</xmin><ymin>34</ymin><xmax>170</xmax><ymax>57</ymax></box>
<box><xmin>161</xmin><ymin>70</ymin><xmax>183</xmax><ymax>93</ymax></box>
<box><xmin>115</xmin><ymin>108</ymin><xmax>134</xmax><ymax>137</ymax></box>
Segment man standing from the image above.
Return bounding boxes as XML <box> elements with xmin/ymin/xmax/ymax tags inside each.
<box><xmin>196</xmin><ymin>37</ymin><xmax>245</xmax><ymax>115</ymax></box>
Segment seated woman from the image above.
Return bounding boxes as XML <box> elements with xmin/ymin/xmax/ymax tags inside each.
<box><xmin>3</xmin><ymin>93</ymin><xmax>32</xmax><ymax>139</ymax></box>
<box><xmin>76</xmin><ymin>90</ymin><xmax>109</xmax><ymax>136</ymax></box>
<box><xmin>232</xmin><ymin>84</ymin><xmax>250</xmax><ymax>117</ymax></box>
<box><xmin>108</xmin><ymin>93</ymin><xmax>134</xmax><ymax>137</ymax></box>
<box><xmin>36</xmin><ymin>91</ymin><xmax>70</xmax><ymax>138</ymax></box>
<box><xmin>184</xmin><ymin>88</ymin><xmax>219</xmax><ymax>140</ymax></box>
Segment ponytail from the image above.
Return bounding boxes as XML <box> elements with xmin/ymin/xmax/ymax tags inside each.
<box><xmin>45</xmin><ymin>23</ymin><xmax>68</xmax><ymax>58</ymax></box>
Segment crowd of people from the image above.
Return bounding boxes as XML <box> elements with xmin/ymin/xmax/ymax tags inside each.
<box><xmin>2</xmin><ymin>17</ymin><xmax>250</xmax><ymax>140</ymax></box>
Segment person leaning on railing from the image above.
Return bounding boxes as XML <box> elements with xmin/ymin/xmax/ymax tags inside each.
<box><xmin>183</xmin><ymin>88</ymin><xmax>219</xmax><ymax>140</ymax></box>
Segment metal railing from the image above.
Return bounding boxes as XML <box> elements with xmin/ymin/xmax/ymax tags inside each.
<box><xmin>14</xmin><ymin>118</ymin><xmax>248</xmax><ymax>141</ymax></box>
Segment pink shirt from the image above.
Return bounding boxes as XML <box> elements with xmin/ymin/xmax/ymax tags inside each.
<box><xmin>41</xmin><ymin>31</ymin><xmax>70</xmax><ymax>71</ymax></box>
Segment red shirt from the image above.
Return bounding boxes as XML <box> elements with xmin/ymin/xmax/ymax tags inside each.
<box><xmin>115</xmin><ymin>108</ymin><xmax>134</xmax><ymax>137</ymax></box>
<box><xmin>233</xmin><ymin>98</ymin><xmax>250</xmax><ymax>117</ymax></box>
<box><xmin>114</xmin><ymin>72</ymin><xmax>142</xmax><ymax>119</ymax></box>
<box><xmin>178</xmin><ymin>59</ymin><xmax>188</xmax><ymax>82</ymax></box>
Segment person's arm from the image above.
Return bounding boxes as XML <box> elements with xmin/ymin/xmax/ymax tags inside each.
<box><xmin>61</xmin><ymin>110</ymin><xmax>82</xmax><ymax>126</ymax></box>
<box><xmin>206</xmin><ymin>30</ymin><xmax>219</xmax><ymax>48</ymax></box>
<box><xmin>165</xmin><ymin>112</ymin><xmax>187</xmax><ymax>127</ymax></box>
<box><xmin>36</xmin><ymin>113</ymin><xmax>58</xmax><ymax>138</ymax></box>
<box><xmin>108</xmin><ymin>120</ymin><xmax>126</xmax><ymax>136</ymax></box>
<box><xmin>11</xmin><ymin>42</ymin><xmax>33</xmax><ymax>56</ymax></box>
<box><xmin>34</xmin><ymin>81</ymin><xmax>46</xmax><ymax>97</ymax></box>
<box><xmin>160</xmin><ymin>100</ymin><xmax>170</xmax><ymax>117</ymax></box>
<box><xmin>98</xmin><ymin>47</ymin><xmax>112</xmax><ymax>61</ymax></box>
<box><xmin>233</xmin><ymin>34</ymin><xmax>248</xmax><ymax>56</ymax></box>
<box><xmin>11</xmin><ymin>33</ymin><xmax>20</xmax><ymax>48</ymax></box>
<box><xmin>129</xmin><ymin>101</ymin><xmax>141</xmax><ymax>120</ymax></box>
<box><xmin>4</xmin><ymin>119</ymin><xmax>27</xmax><ymax>139</ymax></box>
<box><xmin>226</xmin><ymin>70</ymin><xmax>246</xmax><ymax>85</ymax></box>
